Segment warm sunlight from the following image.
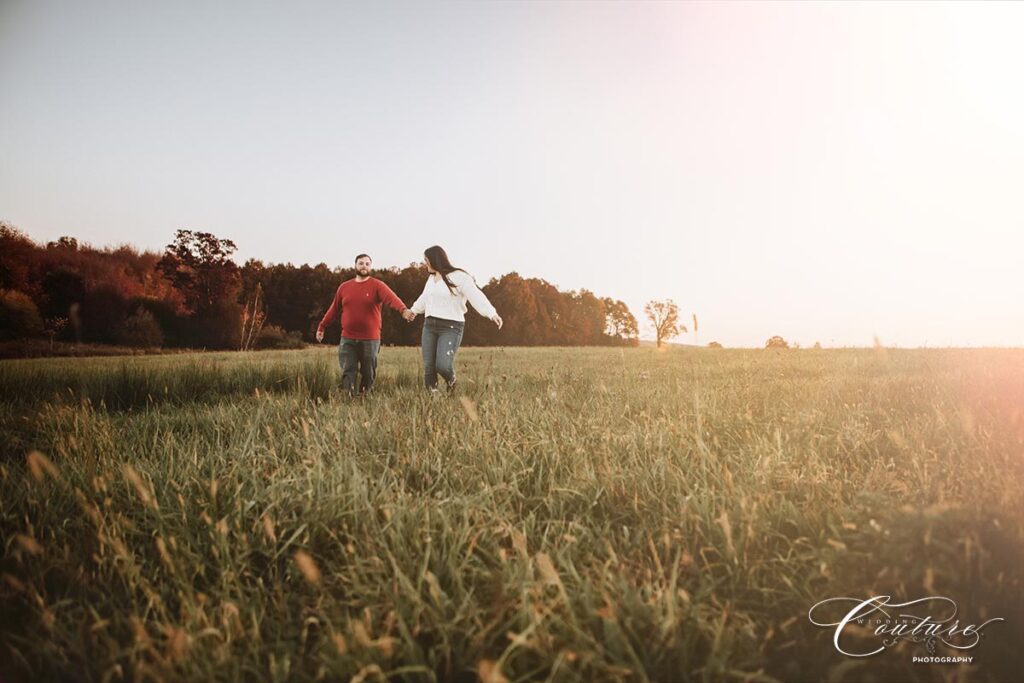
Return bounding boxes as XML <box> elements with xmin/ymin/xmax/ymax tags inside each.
<box><xmin>2</xmin><ymin>2</ymin><xmax>1022</xmax><ymax>347</ymax></box>
<box><xmin>2</xmin><ymin>4</ymin><xmax>1022</xmax><ymax>682</ymax></box>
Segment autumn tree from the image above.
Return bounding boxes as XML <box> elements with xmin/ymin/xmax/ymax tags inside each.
<box><xmin>252</xmin><ymin>262</ymin><xmax>343</xmax><ymax>343</ymax></box>
<box><xmin>464</xmin><ymin>272</ymin><xmax>538</xmax><ymax>345</ymax></box>
<box><xmin>157</xmin><ymin>230</ymin><xmax>242</xmax><ymax>348</ymax></box>
<box><xmin>40</xmin><ymin>269</ymin><xmax>86</xmax><ymax>320</ymax></box>
<box><xmin>0</xmin><ymin>225</ymin><xmax>658</xmax><ymax>351</ymax></box>
<box><xmin>157</xmin><ymin>230</ymin><xmax>240</xmax><ymax>313</ymax></box>
<box><xmin>46</xmin><ymin>236</ymin><xmax>79</xmax><ymax>251</ymax></box>
<box><xmin>0</xmin><ymin>223</ymin><xmax>36</xmax><ymax>294</ymax></box>
<box><xmin>80</xmin><ymin>284</ymin><xmax>129</xmax><ymax>344</ymax></box>
<box><xmin>644</xmin><ymin>299</ymin><xmax>685</xmax><ymax>348</ymax></box>
<box><xmin>602</xmin><ymin>298</ymin><xmax>638</xmax><ymax>345</ymax></box>
<box><xmin>564</xmin><ymin>290</ymin><xmax>606</xmax><ymax>345</ymax></box>
<box><xmin>0</xmin><ymin>290</ymin><xmax>44</xmax><ymax>340</ymax></box>
<box><xmin>529</xmin><ymin>279</ymin><xmax>568</xmax><ymax>344</ymax></box>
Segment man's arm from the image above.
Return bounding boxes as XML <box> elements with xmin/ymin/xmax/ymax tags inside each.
<box><xmin>376</xmin><ymin>280</ymin><xmax>409</xmax><ymax>314</ymax></box>
<box><xmin>377</xmin><ymin>280</ymin><xmax>417</xmax><ymax>321</ymax></box>
<box><xmin>316</xmin><ymin>284</ymin><xmax>344</xmax><ymax>342</ymax></box>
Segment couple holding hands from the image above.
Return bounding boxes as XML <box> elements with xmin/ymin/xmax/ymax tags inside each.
<box><xmin>315</xmin><ymin>245</ymin><xmax>503</xmax><ymax>395</ymax></box>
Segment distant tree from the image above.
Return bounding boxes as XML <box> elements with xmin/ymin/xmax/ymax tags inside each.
<box><xmin>116</xmin><ymin>308</ymin><xmax>164</xmax><ymax>348</ymax></box>
<box><xmin>0</xmin><ymin>290</ymin><xmax>44</xmax><ymax>340</ymax></box>
<box><xmin>528</xmin><ymin>279</ymin><xmax>568</xmax><ymax>345</ymax></box>
<box><xmin>157</xmin><ymin>230</ymin><xmax>240</xmax><ymax>313</ymax></box>
<box><xmin>40</xmin><ymin>269</ymin><xmax>86</xmax><ymax>320</ymax></box>
<box><xmin>155</xmin><ymin>230</ymin><xmax>244</xmax><ymax>348</ymax></box>
<box><xmin>256</xmin><ymin>262</ymin><xmax>341</xmax><ymax>342</ymax></box>
<box><xmin>80</xmin><ymin>285</ymin><xmax>129</xmax><ymax>344</ymax></box>
<box><xmin>644</xmin><ymin>299</ymin><xmax>685</xmax><ymax>348</ymax></box>
<box><xmin>46</xmin><ymin>236</ymin><xmax>79</xmax><ymax>251</ymax></box>
<box><xmin>602</xmin><ymin>298</ymin><xmax>638</xmax><ymax>345</ymax></box>
<box><xmin>0</xmin><ymin>224</ymin><xmax>664</xmax><ymax>351</ymax></box>
<box><xmin>565</xmin><ymin>289</ymin><xmax>606</xmax><ymax>345</ymax></box>
<box><xmin>43</xmin><ymin>317</ymin><xmax>68</xmax><ymax>351</ymax></box>
<box><xmin>467</xmin><ymin>272</ymin><xmax>538</xmax><ymax>345</ymax></box>
<box><xmin>708</xmin><ymin>341</ymin><xmax>723</xmax><ymax>349</ymax></box>
<box><xmin>813</xmin><ymin>341</ymin><xmax>822</xmax><ymax>349</ymax></box>
<box><xmin>0</xmin><ymin>223</ymin><xmax>36</xmax><ymax>294</ymax></box>
<box><xmin>239</xmin><ymin>258</ymin><xmax>267</xmax><ymax>304</ymax></box>
<box><xmin>131</xmin><ymin>297</ymin><xmax>186</xmax><ymax>347</ymax></box>
<box><xmin>765</xmin><ymin>335</ymin><xmax>789</xmax><ymax>349</ymax></box>
<box><xmin>192</xmin><ymin>300</ymin><xmax>243</xmax><ymax>349</ymax></box>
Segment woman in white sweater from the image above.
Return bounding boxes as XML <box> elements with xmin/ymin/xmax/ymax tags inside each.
<box><xmin>405</xmin><ymin>246</ymin><xmax>503</xmax><ymax>392</ymax></box>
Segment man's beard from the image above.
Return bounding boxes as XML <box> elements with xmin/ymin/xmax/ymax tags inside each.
<box><xmin>356</xmin><ymin>268</ymin><xmax>370</xmax><ymax>276</ymax></box>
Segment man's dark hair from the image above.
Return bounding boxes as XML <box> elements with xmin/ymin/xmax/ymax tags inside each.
<box><xmin>355</xmin><ymin>254</ymin><xmax>371</xmax><ymax>263</ymax></box>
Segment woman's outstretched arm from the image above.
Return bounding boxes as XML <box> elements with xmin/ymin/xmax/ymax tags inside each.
<box><xmin>456</xmin><ymin>271</ymin><xmax>501</xmax><ymax>327</ymax></box>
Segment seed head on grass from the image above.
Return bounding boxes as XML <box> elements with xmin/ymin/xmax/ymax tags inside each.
<box><xmin>350</xmin><ymin>664</ymin><xmax>385</xmax><ymax>683</ymax></box>
<box><xmin>163</xmin><ymin>626</ymin><xmax>189</xmax><ymax>663</ymax></box>
<box><xmin>716</xmin><ymin>511</ymin><xmax>735</xmax><ymax>559</ymax></box>
<box><xmin>2</xmin><ymin>573</ymin><xmax>27</xmax><ymax>592</ymax></box>
<box><xmin>293</xmin><ymin>550</ymin><xmax>321</xmax><ymax>585</ymax></box>
<box><xmin>478</xmin><ymin>659</ymin><xmax>510</xmax><ymax>683</ymax></box>
<box><xmin>26</xmin><ymin>451</ymin><xmax>59</xmax><ymax>482</ymax></box>
<box><xmin>155</xmin><ymin>537</ymin><xmax>173</xmax><ymax>569</ymax></box>
<box><xmin>534</xmin><ymin>552</ymin><xmax>562</xmax><ymax>589</ymax></box>
<box><xmin>15</xmin><ymin>533</ymin><xmax>43</xmax><ymax>556</ymax></box>
<box><xmin>459</xmin><ymin>396</ymin><xmax>478</xmax><ymax>421</ymax></box>
<box><xmin>352</xmin><ymin>621</ymin><xmax>396</xmax><ymax>657</ymax></box>
<box><xmin>122</xmin><ymin>464</ymin><xmax>157</xmax><ymax>510</ymax></box>
<box><xmin>261</xmin><ymin>514</ymin><xmax>277</xmax><ymax>543</ymax></box>
<box><xmin>510</xmin><ymin>528</ymin><xmax>528</xmax><ymax>559</ymax></box>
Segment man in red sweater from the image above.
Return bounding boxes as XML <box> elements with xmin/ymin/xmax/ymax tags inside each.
<box><xmin>315</xmin><ymin>254</ymin><xmax>410</xmax><ymax>395</ymax></box>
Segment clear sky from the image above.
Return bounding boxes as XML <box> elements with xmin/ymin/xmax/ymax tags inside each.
<box><xmin>2</xmin><ymin>1</ymin><xmax>1022</xmax><ymax>347</ymax></box>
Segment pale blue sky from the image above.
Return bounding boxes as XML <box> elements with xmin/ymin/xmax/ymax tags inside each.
<box><xmin>2</xmin><ymin>1</ymin><xmax>1022</xmax><ymax>346</ymax></box>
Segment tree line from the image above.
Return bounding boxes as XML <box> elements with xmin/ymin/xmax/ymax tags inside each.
<box><xmin>0</xmin><ymin>224</ymin><xmax>639</xmax><ymax>350</ymax></box>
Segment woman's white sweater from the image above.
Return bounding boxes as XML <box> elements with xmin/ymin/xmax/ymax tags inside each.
<box><xmin>410</xmin><ymin>270</ymin><xmax>497</xmax><ymax>322</ymax></box>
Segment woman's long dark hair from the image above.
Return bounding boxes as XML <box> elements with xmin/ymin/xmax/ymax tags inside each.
<box><xmin>424</xmin><ymin>245</ymin><xmax>469</xmax><ymax>293</ymax></box>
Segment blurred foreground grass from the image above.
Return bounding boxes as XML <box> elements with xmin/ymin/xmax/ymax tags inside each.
<box><xmin>1</xmin><ymin>347</ymin><xmax>1022</xmax><ymax>682</ymax></box>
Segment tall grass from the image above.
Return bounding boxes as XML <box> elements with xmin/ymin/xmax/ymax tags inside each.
<box><xmin>1</xmin><ymin>347</ymin><xmax>1022</xmax><ymax>682</ymax></box>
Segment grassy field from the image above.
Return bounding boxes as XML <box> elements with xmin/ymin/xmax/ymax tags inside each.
<box><xmin>1</xmin><ymin>346</ymin><xmax>1022</xmax><ymax>682</ymax></box>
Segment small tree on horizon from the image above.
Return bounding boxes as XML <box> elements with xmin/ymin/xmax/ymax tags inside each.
<box><xmin>644</xmin><ymin>299</ymin><xmax>686</xmax><ymax>348</ymax></box>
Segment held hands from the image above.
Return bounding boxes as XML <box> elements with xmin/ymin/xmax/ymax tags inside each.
<box><xmin>315</xmin><ymin>328</ymin><xmax>324</xmax><ymax>343</ymax></box>
<box><xmin>402</xmin><ymin>309</ymin><xmax>416</xmax><ymax>322</ymax></box>
<box><xmin>492</xmin><ymin>314</ymin><xmax>503</xmax><ymax>330</ymax></box>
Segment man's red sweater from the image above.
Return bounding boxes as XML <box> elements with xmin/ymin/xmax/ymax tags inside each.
<box><xmin>317</xmin><ymin>278</ymin><xmax>406</xmax><ymax>341</ymax></box>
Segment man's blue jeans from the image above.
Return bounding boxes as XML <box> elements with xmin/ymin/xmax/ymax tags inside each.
<box><xmin>338</xmin><ymin>337</ymin><xmax>380</xmax><ymax>394</ymax></box>
<box><xmin>421</xmin><ymin>316</ymin><xmax>464</xmax><ymax>390</ymax></box>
